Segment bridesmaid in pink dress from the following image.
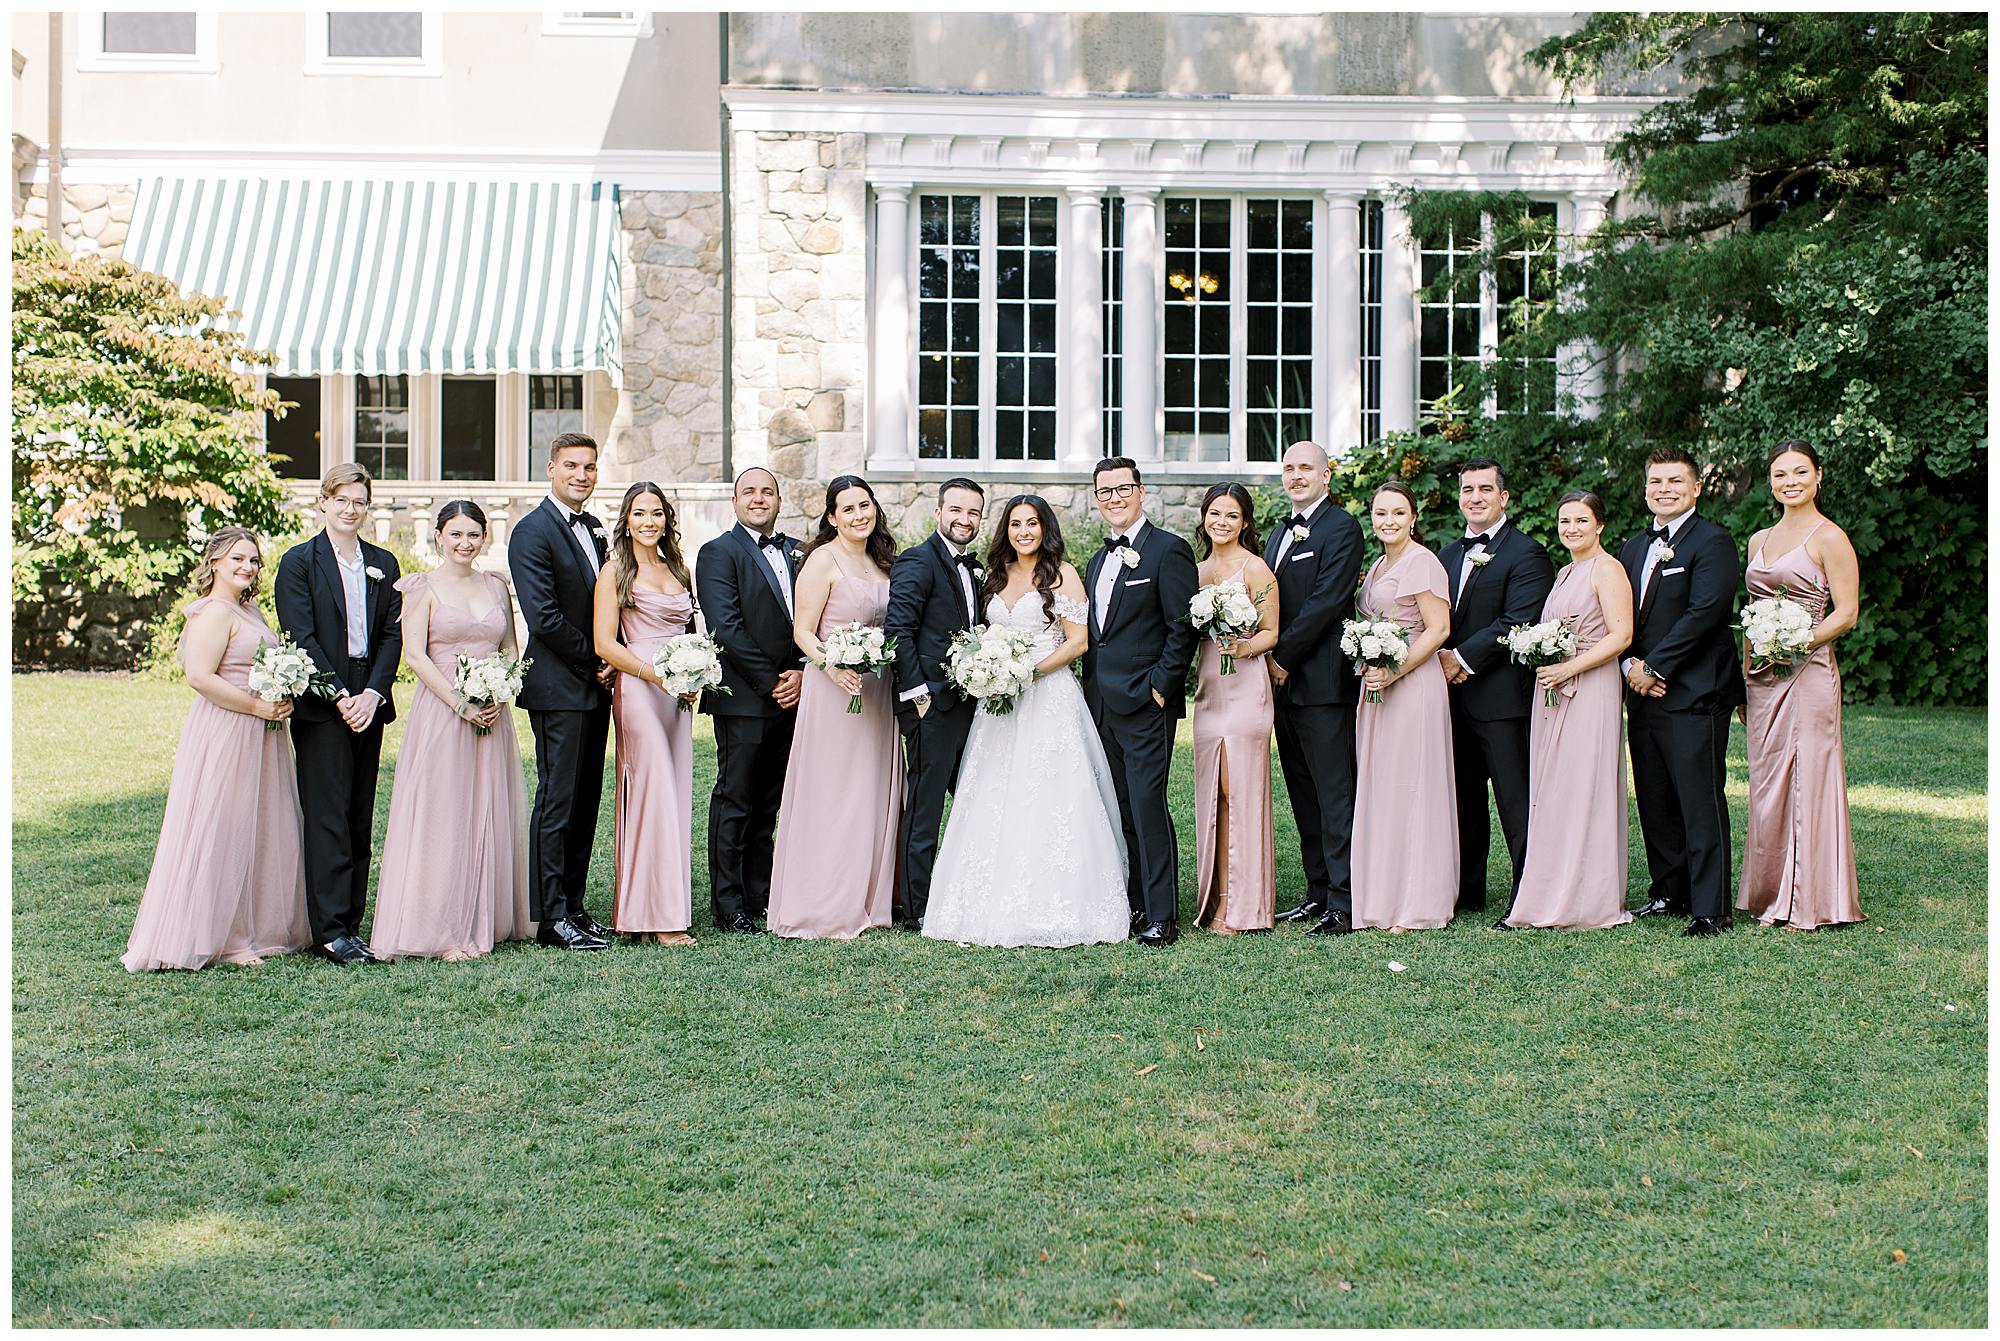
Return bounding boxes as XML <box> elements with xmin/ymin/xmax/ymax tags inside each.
<box><xmin>593</xmin><ymin>482</ymin><xmax>698</xmax><ymax>945</ymax></box>
<box><xmin>1505</xmin><ymin>491</ymin><xmax>1637</xmax><ymax>930</ymax></box>
<box><xmin>124</xmin><ymin>528</ymin><xmax>312</xmax><ymax>971</ymax></box>
<box><xmin>767</xmin><ymin>475</ymin><xmax>904</xmax><ymax>939</ymax></box>
<box><xmin>371</xmin><ymin>501</ymin><xmax>534</xmax><ymax>961</ymax></box>
<box><xmin>1189</xmin><ymin>482</ymin><xmax>1281</xmax><ymax>934</ymax></box>
<box><xmin>1737</xmin><ymin>440</ymin><xmax>1865</xmax><ymax>929</ymax></box>
<box><xmin>1350</xmin><ymin>481</ymin><xmax>1460</xmax><ymax>931</ymax></box>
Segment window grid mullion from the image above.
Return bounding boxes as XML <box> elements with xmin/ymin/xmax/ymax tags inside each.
<box><xmin>1229</xmin><ymin>195</ymin><xmax>1247</xmax><ymax>466</ymax></box>
<box><xmin>979</xmin><ymin>191</ymin><xmax>998</xmax><ymax>465</ymax></box>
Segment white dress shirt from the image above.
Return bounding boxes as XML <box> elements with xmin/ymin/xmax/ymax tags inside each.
<box><xmin>1093</xmin><ymin>518</ymin><xmax>1149</xmax><ymax>631</ymax></box>
<box><xmin>329</xmin><ymin>538</ymin><xmax>383</xmax><ymax>705</ymax></box>
<box><xmin>739</xmin><ymin>521</ymin><xmax>795</xmax><ymax>619</ymax></box>
<box><xmin>547</xmin><ymin>495</ymin><xmax>602</xmax><ymax>578</ymax></box>
<box><xmin>902</xmin><ymin>533</ymin><xmax>981</xmax><ymax>703</ymax></box>
<box><xmin>1455</xmin><ymin>515</ymin><xmax>1508</xmax><ymax>605</ymax></box>
<box><xmin>1623</xmin><ymin>507</ymin><xmax>1697</xmax><ymax>679</ymax></box>
<box><xmin>1272</xmin><ymin>494</ymin><xmax>1327</xmax><ymax>567</ymax></box>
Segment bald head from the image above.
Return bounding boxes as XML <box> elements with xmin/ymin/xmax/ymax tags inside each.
<box><xmin>1280</xmin><ymin>440</ymin><xmax>1330</xmax><ymax>507</ymax></box>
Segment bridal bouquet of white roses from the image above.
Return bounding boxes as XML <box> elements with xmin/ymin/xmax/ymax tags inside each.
<box><xmin>945</xmin><ymin>623</ymin><xmax>1039</xmax><ymax>715</ymax></box>
<box><xmin>246</xmin><ymin>639</ymin><xmax>337</xmax><ymax>730</ymax></box>
<box><xmin>453</xmin><ymin>652</ymin><xmax>531</xmax><ymax>735</ymax></box>
<box><xmin>651</xmin><ymin>632</ymin><xmax>728</xmax><ymax>711</ymax></box>
<box><xmin>1499</xmin><ymin>617</ymin><xmax>1581</xmax><ymax>707</ymax></box>
<box><xmin>1340</xmin><ymin>616</ymin><xmax>1409</xmax><ymax>704</ymax></box>
<box><xmin>819</xmin><ymin>622</ymin><xmax>897</xmax><ymax>713</ymax></box>
<box><xmin>1737</xmin><ymin>587</ymin><xmax>1816</xmax><ymax>677</ymax></box>
<box><xmin>1187</xmin><ymin>581</ymin><xmax>1263</xmax><ymax>675</ymax></box>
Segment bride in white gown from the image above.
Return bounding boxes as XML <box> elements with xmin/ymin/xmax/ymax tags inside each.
<box><xmin>923</xmin><ymin>495</ymin><xmax>1132</xmax><ymax>948</ymax></box>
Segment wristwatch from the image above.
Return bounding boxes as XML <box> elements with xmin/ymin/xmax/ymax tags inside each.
<box><xmin>914</xmin><ymin>692</ymin><xmax>932</xmax><ymax>709</ymax></box>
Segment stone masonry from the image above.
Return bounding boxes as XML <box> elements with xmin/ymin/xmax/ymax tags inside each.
<box><xmin>17</xmin><ymin>181</ymin><xmax>136</xmax><ymax>259</ymax></box>
<box><xmin>615</xmin><ymin>189</ymin><xmax>725</xmax><ymax>487</ymax></box>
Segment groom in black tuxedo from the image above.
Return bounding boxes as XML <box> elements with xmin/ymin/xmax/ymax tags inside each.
<box><xmin>885</xmin><ymin>477</ymin><xmax>987</xmax><ymax>930</ymax></box>
<box><xmin>1082</xmin><ymin>457</ymin><xmax>1199</xmax><ymax>947</ymax></box>
<box><xmin>1619</xmin><ymin>446</ymin><xmax>1745</xmax><ymax>937</ymax></box>
<box><xmin>694</xmin><ymin>467</ymin><xmax>804</xmax><ymax>934</ymax></box>
<box><xmin>1436</xmin><ymin>459</ymin><xmax>1555</xmax><ymax>924</ymax></box>
<box><xmin>508</xmin><ymin>432</ymin><xmax>615</xmax><ymax>951</ymax></box>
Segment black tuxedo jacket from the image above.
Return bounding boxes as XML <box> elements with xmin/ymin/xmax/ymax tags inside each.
<box><xmin>693</xmin><ymin>522</ymin><xmax>804</xmax><ymax>718</ymax></box>
<box><xmin>508</xmin><ymin>496</ymin><xmax>611</xmax><ymax>713</ymax></box>
<box><xmin>1083</xmin><ymin>522</ymin><xmax>1199</xmax><ymax>719</ymax></box>
<box><xmin>1620</xmin><ymin>512</ymin><xmax>1745</xmax><ymax>714</ymax></box>
<box><xmin>1438</xmin><ymin>520</ymin><xmax>1557</xmax><ymax>723</ymax></box>
<box><xmin>274</xmin><ymin>530</ymin><xmax>402</xmax><ymax>725</ymax></box>
<box><xmin>885</xmin><ymin>531</ymin><xmax>983</xmax><ymax>715</ymax></box>
<box><xmin>1265</xmin><ymin>498</ymin><xmax>1367</xmax><ymax>707</ymax></box>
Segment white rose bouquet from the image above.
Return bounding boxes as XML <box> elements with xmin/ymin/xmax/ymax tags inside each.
<box><xmin>1737</xmin><ymin>587</ymin><xmax>1816</xmax><ymax>677</ymax></box>
<box><xmin>819</xmin><ymin>622</ymin><xmax>897</xmax><ymax>714</ymax></box>
<box><xmin>1340</xmin><ymin>616</ymin><xmax>1410</xmax><ymax>704</ymax></box>
<box><xmin>245</xmin><ymin>639</ymin><xmax>338</xmax><ymax>730</ymax></box>
<box><xmin>1186</xmin><ymin>581</ymin><xmax>1264</xmax><ymax>675</ymax></box>
<box><xmin>651</xmin><ymin>632</ymin><xmax>728</xmax><ymax>711</ymax></box>
<box><xmin>453</xmin><ymin>652</ymin><xmax>530</xmax><ymax>735</ymax></box>
<box><xmin>1499</xmin><ymin>617</ymin><xmax>1581</xmax><ymax>707</ymax></box>
<box><xmin>945</xmin><ymin>623</ymin><xmax>1039</xmax><ymax>715</ymax></box>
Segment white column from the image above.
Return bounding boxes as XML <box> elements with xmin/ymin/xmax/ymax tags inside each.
<box><xmin>1323</xmin><ymin>190</ymin><xmax>1361</xmax><ymax>451</ymax></box>
<box><xmin>1119</xmin><ymin>187</ymin><xmax>1160</xmax><ymax>462</ymax></box>
<box><xmin>1379</xmin><ymin>195</ymin><xmax>1418</xmax><ymax>435</ymax></box>
<box><xmin>870</xmin><ymin>183</ymin><xmax>913</xmax><ymax>463</ymax></box>
<box><xmin>1564</xmin><ymin>192</ymin><xmax>1613</xmax><ymax>417</ymax></box>
<box><xmin>1063</xmin><ymin>186</ymin><xmax>1106</xmax><ymax>463</ymax></box>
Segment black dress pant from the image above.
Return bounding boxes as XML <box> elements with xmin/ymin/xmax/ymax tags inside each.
<box><xmin>527</xmin><ymin>702</ymin><xmax>611</xmax><ymax>924</ymax></box>
<box><xmin>1450</xmin><ymin>709</ymin><xmax>1533</xmax><ymax>913</ymax></box>
<box><xmin>1272</xmin><ymin>696</ymin><xmax>1357</xmax><ymax>918</ymax></box>
<box><xmin>291</xmin><ymin>659</ymin><xmax>386</xmax><ymax>945</ymax></box>
<box><xmin>896</xmin><ymin>698</ymin><xmax>974</xmax><ymax>923</ymax></box>
<box><xmin>1627</xmin><ymin>698</ymin><xmax>1733</xmax><ymax>920</ymax></box>
<box><xmin>708</xmin><ymin>712</ymin><xmax>795</xmax><ymax>925</ymax></box>
<box><xmin>1095</xmin><ymin>703</ymin><xmax>1180</xmax><ymax>926</ymax></box>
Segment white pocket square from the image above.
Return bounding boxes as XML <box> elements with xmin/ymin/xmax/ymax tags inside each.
<box><xmin>1288</xmin><ymin>550</ymin><xmax>1315</xmax><ymax>562</ymax></box>
<box><xmin>1123</xmin><ymin>577</ymin><xmax>1152</xmax><ymax>586</ymax></box>
<box><xmin>1660</xmin><ymin>566</ymin><xmax>1687</xmax><ymax>576</ymax></box>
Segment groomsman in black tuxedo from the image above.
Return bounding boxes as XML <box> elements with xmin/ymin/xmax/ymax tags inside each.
<box><xmin>1619</xmin><ymin>446</ymin><xmax>1745</xmax><ymax>937</ymax></box>
<box><xmin>885</xmin><ymin>477</ymin><xmax>987</xmax><ymax>930</ymax></box>
<box><xmin>695</xmin><ymin>467</ymin><xmax>804</xmax><ymax>935</ymax></box>
<box><xmin>1435</xmin><ymin>459</ymin><xmax>1556</xmax><ymax>924</ymax></box>
<box><xmin>275</xmin><ymin>462</ymin><xmax>402</xmax><ymax>965</ymax></box>
<box><xmin>1264</xmin><ymin>441</ymin><xmax>1367</xmax><ymax>936</ymax></box>
<box><xmin>508</xmin><ymin>432</ymin><xmax>616</xmax><ymax>951</ymax></box>
<box><xmin>1082</xmin><ymin>457</ymin><xmax>1199</xmax><ymax>947</ymax></box>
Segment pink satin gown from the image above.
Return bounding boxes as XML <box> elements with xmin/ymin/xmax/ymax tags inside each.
<box><xmin>370</xmin><ymin>572</ymin><xmax>534</xmax><ymax>960</ymax></box>
<box><xmin>1507</xmin><ymin>557</ymin><xmax>1633</xmax><ymax>929</ymax></box>
<box><xmin>123</xmin><ymin>597</ymin><xmax>313</xmax><ymax>971</ymax></box>
<box><xmin>611</xmin><ymin>588</ymin><xmax>697</xmax><ymax>933</ymax></box>
<box><xmin>1737</xmin><ymin>526</ymin><xmax>1864</xmax><ymax>928</ymax></box>
<box><xmin>1191</xmin><ymin>570</ymin><xmax>1275</xmax><ymax>932</ymax></box>
<box><xmin>767</xmin><ymin>574</ymin><xmax>904</xmax><ymax>939</ymax></box>
<box><xmin>1350</xmin><ymin>546</ymin><xmax>1459</xmax><ymax>930</ymax></box>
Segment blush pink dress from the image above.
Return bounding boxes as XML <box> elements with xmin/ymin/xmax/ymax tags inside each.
<box><xmin>123</xmin><ymin>597</ymin><xmax>313</xmax><ymax>971</ymax></box>
<box><xmin>1507</xmin><ymin>557</ymin><xmax>1633</xmax><ymax>929</ymax></box>
<box><xmin>767</xmin><ymin>573</ymin><xmax>904</xmax><ymax>939</ymax></box>
<box><xmin>1191</xmin><ymin>567</ymin><xmax>1275</xmax><ymax>932</ymax></box>
<box><xmin>611</xmin><ymin>588</ymin><xmax>697</xmax><ymax>933</ymax></box>
<box><xmin>1737</xmin><ymin>526</ymin><xmax>1864</xmax><ymax>929</ymax></box>
<box><xmin>1350</xmin><ymin>545</ymin><xmax>1459</xmax><ymax>930</ymax></box>
<box><xmin>370</xmin><ymin>573</ymin><xmax>534</xmax><ymax>960</ymax></box>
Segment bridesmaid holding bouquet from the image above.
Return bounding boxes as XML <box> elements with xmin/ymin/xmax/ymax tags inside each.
<box><xmin>593</xmin><ymin>481</ymin><xmax>699</xmax><ymax>946</ymax></box>
<box><xmin>123</xmin><ymin>528</ymin><xmax>312</xmax><ymax>971</ymax></box>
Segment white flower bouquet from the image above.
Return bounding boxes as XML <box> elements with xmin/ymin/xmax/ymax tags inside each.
<box><xmin>1737</xmin><ymin>587</ymin><xmax>1816</xmax><ymax>677</ymax></box>
<box><xmin>945</xmin><ymin>623</ymin><xmax>1039</xmax><ymax>715</ymax></box>
<box><xmin>1499</xmin><ymin>617</ymin><xmax>1581</xmax><ymax>707</ymax></box>
<box><xmin>651</xmin><ymin>632</ymin><xmax>728</xmax><ymax>711</ymax></box>
<box><xmin>452</xmin><ymin>652</ymin><xmax>530</xmax><ymax>735</ymax></box>
<box><xmin>1340</xmin><ymin>616</ymin><xmax>1409</xmax><ymax>704</ymax></box>
<box><xmin>819</xmin><ymin>622</ymin><xmax>897</xmax><ymax>713</ymax></box>
<box><xmin>245</xmin><ymin>639</ymin><xmax>337</xmax><ymax>730</ymax></box>
<box><xmin>1187</xmin><ymin>581</ymin><xmax>1263</xmax><ymax>675</ymax></box>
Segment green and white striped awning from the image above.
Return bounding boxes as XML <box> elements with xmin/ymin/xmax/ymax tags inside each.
<box><xmin>124</xmin><ymin>178</ymin><xmax>624</xmax><ymax>386</ymax></box>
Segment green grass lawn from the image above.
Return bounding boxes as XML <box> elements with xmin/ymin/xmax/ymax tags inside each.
<box><xmin>12</xmin><ymin>672</ymin><xmax>1987</xmax><ymax>1326</ymax></box>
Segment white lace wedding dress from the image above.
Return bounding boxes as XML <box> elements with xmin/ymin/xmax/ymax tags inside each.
<box><xmin>922</xmin><ymin>591</ymin><xmax>1132</xmax><ymax>948</ymax></box>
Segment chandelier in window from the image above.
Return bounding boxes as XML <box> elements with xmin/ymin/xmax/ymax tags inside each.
<box><xmin>1167</xmin><ymin>271</ymin><xmax>1220</xmax><ymax>303</ymax></box>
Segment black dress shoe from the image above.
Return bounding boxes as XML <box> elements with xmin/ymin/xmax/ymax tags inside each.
<box><xmin>316</xmin><ymin>935</ymin><xmax>366</xmax><ymax>965</ymax></box>
<box><xmin>723</xmin><ymin>914</ymin><xmax>765</xmax><ymax>935</ymax></box>
<box><xmin>572</xmin><ymin>910</ymin><xmax>611</xmax><ymax>940</ymax></box>
<box><xmin>1274</xmin><ymin>900</ymin><xmax>1326</xmax><ymax>924</ymax></box>
<box><xmin>1630</xmin><ymin>897</ymin><xmax>1689</xmax><ymax>920</ymax></box>
<box><xmin>537</xmin><ymin>917</ymin><xmax>608</xmax><ymax>950</ymax></box>
<box><xmin>1129</xmin><ymin>909</ymin><xmax>1147</xmax><ymax>934</ymax></box>
<box><xmin>1135</xmin><ymin>920</ymin><xmax>1179</xmax><ymax>947</ymax></box>
<box><xmin>1306</xmin><ymin>911</ymin><xmax>1353</xmax><ymax>936</ymax></box>
<box><xmin>349</xmin><ymin>936</ymin><xmax>380</xmax><ymax>963</ymax></box>
<box><xmin>1490</xmin><ymin>918</ymin><xmax>1519</xmax><ymax>931</ymax></box>
<box><xmin>1682</xmin><ymin>916</ymin><xmax>1730</xmax><ymax>938</ymax></box>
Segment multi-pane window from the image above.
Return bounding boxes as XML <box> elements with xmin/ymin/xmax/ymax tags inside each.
<box><xmin>1162</xmin><ymin>197</ymin><xmax>1232</xmax><ymax>462</ymax></box>
<box><xmin>993</xmin><ymin>195</ymin><xmax>1057</xmax><ymax>461</ymax></box>
<box><xmin>530</xmin><ymin>374</ymin><xmax>585</xmax><ymax>462</ymax></box>
<box><xmin>1101</xmin><ymin>196</ymin><xmax>1124</xmax><ymax>456</ymax></box>
<box><xmin>354</xmin><ymin>374</ymin><xmax>411</xmax><ymax>481</ymax></box>
<box><xmin>1495</xmin><ymin>201</ymin><xmax>1561</xmax><ymax>416</ymax></box>
<box><xmin>916</xmin><ymin>194</ymin><xmax>981</xmax><ymax>460</ymax></box>
<box><xmin>265</xmin><ymin>376</ymin><xmax>322</xmax><ymax>480</ymax></box>
<box><xmin>326</xmin><ymin>12</ymin><xmax>424</xmax><ymax>58</ymax></box>
<box><xmin>1244</xmin><ymin>199</ymin><xmax>1313</xmax><ymax>462</ymax></box>
<box><xmin>102</xmin><ymin>12</ymin><xmax>197</xmax><ymax>54</ymax></box>
<box><xmin>1359</xmin><ymin>200</ymin><xmax>1385</xmax><ymax>446</ymax></box>
<box><xmin>1417</xmin><ymin>218</ymin><xmax>1481</xmax><ymax>418</ymax></box>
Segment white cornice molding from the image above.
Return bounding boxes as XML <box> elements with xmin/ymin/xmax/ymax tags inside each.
<box><xmin>29</xmin><ymin>145</ymin><xmax>722</xmax><ymax>191</ymax></box>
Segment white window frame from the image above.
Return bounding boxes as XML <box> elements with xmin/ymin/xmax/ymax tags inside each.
<box><xmin>304</xmin><ymin>11</ymin><xmax>443</xmax><ymax>79</ymax></box>
<box><xmin>540</xmin><ymin>12</ymin><xmax>653</xmax><ymax>38</ymax></box>
<box><xmin>77</xmin><ymin>11</ymin><xmax>218</xmax><ymax>74</ymax></box>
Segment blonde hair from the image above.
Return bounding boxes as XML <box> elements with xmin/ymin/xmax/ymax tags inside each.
<box><xmin>318</xmin><ymin>461</ymin><xmax>373</xmax><ymax>502</ymax></box>
<box><xmin>191</xmin><ymin>526</ymin><xmax>264</xmax><ymax>604</ymax></box>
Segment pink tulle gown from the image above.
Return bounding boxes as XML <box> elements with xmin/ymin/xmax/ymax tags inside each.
<box><xmin>611</xmin><ymin>588</ymin><xmax>696</xmax><ymax>934</ymax></box>
<box><xmin>1192</xmin><ymin>568</ymin><xmax>1275</xmax><ymax>932</ymax></box>
<box><xmin>1507</xmin><ymin>557</ymin><xmax>1633</xmax><ymax>929</ymax></box>
<box><xmin>123</xmin><ymin>597</ymin><xmax>313</xmax><ymax>971</ymax></box>
<box><xmin>1737</xmin><ymin>525</ymin><xmax>1864</xmax><ymax>929</ymax></box>
<box><xmin>767</xmin><ymin>574</ymin><xmax>903</xmax><ymax>939</ymax></box>
<box><xmin>370</xmin><ymin>572</ymin><xmax>534</xmax><ymax>960</ymax></box>
<box><xmin>1350</xmin><ymin>545</ymin><xmax>1460</xmax><ymax>930</ymax></box>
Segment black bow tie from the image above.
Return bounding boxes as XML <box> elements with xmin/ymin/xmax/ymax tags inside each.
<box><xmin>1646</xmin><ymin>524</ymin><xmax>1670</xmax><ymax>543</ymax></box>
<box><xmin>1288</xmin><ymin>515</ymin><xmax>1310</xmax><ymax>531</ymax></box>
<box><xmin>757</xmin><ymin>532</ymin><xmax>790</xmax><ymax>551</ymax></box>
<box><xmin>1465</xmin><ymin>532</ymin><xmax>1493</xmax><ymax>551</ymax></box>
<box><xmin>1103</xmin><ymin>535</ymin><xmax>1132</xmax><ymax>550</ymax></box>
<box><xmin>952</xmin><ymin>551</ymin><xmax>980</xmax><ymax>569</ymax></box>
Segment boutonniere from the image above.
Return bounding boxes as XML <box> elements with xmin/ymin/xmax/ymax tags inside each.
<box><xmin>365</xmin><ymin>565</ymin><xmax>385</xmax><ymax>582</ymax></box>
<box><xmin>1468</xmin><ymin>552</ymin><xmax>1493</xmax><ymax>569</ymax></box>
<box><xmin>1116</xmin><ymin>546</ymin><xmax>1141</xmax><ymax>570</ymax></box>
<box><xmin>1657</xmin><ymin>546</ymin><xmax>1675</xmax><ymax>564</ymax></box>
<box><xmin>1290</xmin><ymin>524</ymin><xmax>1311</xmax><ymax>545</ymax></box>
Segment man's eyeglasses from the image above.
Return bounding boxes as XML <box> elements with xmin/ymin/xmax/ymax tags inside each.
<box><xmin>326</xmin><ymin>498</ymin><xmax>370</xmax><ymax>515</ymax></box>
<box><xmin>1093</xmin><ymin>482</ymin><xmax>1139</xmax><ymax>501</ymax></box>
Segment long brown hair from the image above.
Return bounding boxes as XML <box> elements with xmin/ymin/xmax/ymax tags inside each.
<box><xmin>800</xmin><ymin>475</ymin><xmax>897</xmax><ymax>573</ymax></box>
<box><xmin>981</xmin><ymin>494</ymin><xmax>1066</xmax><ymax>625</ymax></box>
<box><xmin>610</xmin><ymin>481</ymin><xmax>690</xmax><ymax>607</ymax></box>
<box><xmin>1195</xmin><ymin>482</ymin><xmax>1261</xmax><ymax>560</ymax></box>
<box><xmin>191</xmin><ymin>526</ymin><xmax>263</xmax><ymax>605</ymax></box>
